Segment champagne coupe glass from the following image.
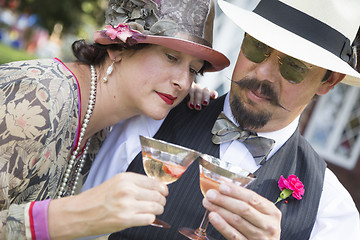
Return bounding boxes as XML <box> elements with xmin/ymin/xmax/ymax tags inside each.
<box><xmin>139</xmin><ymin>135</ymin><xmax>201</xmax><ymax>228</ymax></box>
<box><xmin>179</xmin><ymin>154</ymin><xmax>256</xmax><ymax>240</ymax></box>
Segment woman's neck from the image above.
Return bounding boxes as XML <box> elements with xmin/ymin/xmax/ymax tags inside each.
<box><xmin>66</xmin><ymin>62</ymin><xmax>142</xmax><ymax>146</ymax></box>
<box><xmin>64</xmin><ymin>62</ymin><xmax>96</xmax><ymax>148</ymax></box>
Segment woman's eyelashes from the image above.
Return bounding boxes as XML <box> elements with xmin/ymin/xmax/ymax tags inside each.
<box><xmin>189</xmin><ymin>67</ymin><xmax>199</xmax><ymax>75</ymax></box>
<box><xmin>166</xmin><ymin>52</ymin><xmax>200</xmax><ymax>76</ymax></box>
<box><xmin>166</xmin><ymin>53</ymin><xmax>178</xmax><ymax>62</ymax></box>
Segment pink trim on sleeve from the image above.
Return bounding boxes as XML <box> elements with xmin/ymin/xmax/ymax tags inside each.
<box><xmin>29</xmin><ymin>201</ymin><xmax>36</xmax><ymax>240</ymax></box>
<box><xmin>32</xmin><ymin>199</ymin><xmax>52</xmax><ymax>240</ymax></box>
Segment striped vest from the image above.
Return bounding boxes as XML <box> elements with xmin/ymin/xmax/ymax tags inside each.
<box><xmin>109</xmin><ymin>95</ymin><xmax>326</xmax><ymax>240</ymax></box>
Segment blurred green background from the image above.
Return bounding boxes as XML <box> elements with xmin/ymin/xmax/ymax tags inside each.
<box><xmin>0</xmin><ymin>42</ymin><xmax>35</xmax><ymax>64</ymax></box>
<box><xmin>0</xmin><ymin>0</ymin><xmax>107</xmax><ymax>64</ymax></box>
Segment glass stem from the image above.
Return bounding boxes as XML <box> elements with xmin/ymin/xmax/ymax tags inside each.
<box><xmin>194</xmin><ymin>210</ymin><xmax>210</xmax><ymax>237</ymax></box>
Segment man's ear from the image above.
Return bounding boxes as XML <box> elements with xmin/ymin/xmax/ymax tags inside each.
<box><xmin>106</xmin><ymin>49</ymin><xmax>123</xmax><ymax>63</ymax></box>
<box><xmin>316</xmin><ymin>72</ymin><xmax>345</xmax><ymax>95</ymax></box>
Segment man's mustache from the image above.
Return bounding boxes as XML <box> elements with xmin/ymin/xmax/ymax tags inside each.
<box><xmin>229</xmin><ymin>77</ymin><xmax>290</xmax><ymax>112</ymax></box>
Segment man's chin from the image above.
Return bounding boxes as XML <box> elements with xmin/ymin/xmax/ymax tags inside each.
<box><xmin>231</xmin><ymin>98</ymin><xmax>272</xmax><ymax>130</ymax></box>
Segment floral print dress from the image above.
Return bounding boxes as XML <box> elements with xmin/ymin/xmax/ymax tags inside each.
<box><xmin>0</xmin><ymin>59</ymin><xmax>107</xmax><ymax>239</ymax></box>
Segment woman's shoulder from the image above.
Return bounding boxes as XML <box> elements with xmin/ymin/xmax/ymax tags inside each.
<box><xmin>0</xmin><ymin>58</ymin><xmax>80</xmax><ymax>145</ymax></box>
<box><xmin>0</xmin><ymin>58</ymin><xmax>79</xmax><ymax>109</ymax></box>
<box><xmin>1</xmin><ymin>58</ymin><xmax>74</xmax><ymax>84</ymax></box>
<box><xmin>1</xmin><ymin>59</ymin><xmax>57</xmax><ymax>78</ymax></box>
<box><xmin>0</xmin><ymin>59</ymin><xmax>80</xmax><ymax>189</ymax></box>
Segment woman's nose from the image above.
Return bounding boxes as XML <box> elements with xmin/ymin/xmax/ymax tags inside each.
<box><xmin>170</xmin><ymin>67</ymin><xmax>192</xmax><ymax>91</ymax></box>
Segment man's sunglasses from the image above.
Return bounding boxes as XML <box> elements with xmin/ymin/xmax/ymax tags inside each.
<box><xmin>241</xmin><ymin>34</ymin><xmax>313</xmax><ymax>84</ymax></box>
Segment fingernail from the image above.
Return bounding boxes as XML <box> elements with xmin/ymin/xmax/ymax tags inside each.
<box><xmin>195</xmin><ymin>104</ymin><xmax>201</xmax><ymax>110</ymax></box>
<box><xmin>203</xmin><ymin>100</ymin><xmax>208</xmax><ymax>105</ymax></box>
<box><xmin>219</xmin><ymin>183</ymin><xmax>230</xmax><ymax>194</ymax></box>
<box><xmin>202</xmin><ymin>198</ymin><xmax>210</xmax><ymax>208</ymax></box>
<box><xmin>211</xmin><ymin>92</ymin><xmax>217</xmax><ymax>99</ymax></box>
<box><xmin>209</xmin><ymin>212</ymin><xmax>219</xmax><ymax>223</ymax></box>
<box><xmin>189</xmin><ymin>103</ymin><xmax>194</xmax><ymax>109</ymax></box>
<box><xmin>206</xmin><ymin>189</ymin><xmax>217</xmax><ymax>200</ymax></box>
<box><xmin>161</xmin><ymin>184</ymin><xmax>169</xmax><ymax>196</ymax></box>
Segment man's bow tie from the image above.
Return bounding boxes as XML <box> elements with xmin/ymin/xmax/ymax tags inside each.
<box><xmin>211</xmin><ymin>112</ymin><xmax>275</xmax><ymax>165</ymax></box>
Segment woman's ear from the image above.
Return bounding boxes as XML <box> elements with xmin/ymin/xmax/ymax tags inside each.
<box><xmin>316</xmin><ymin>72</ymin><xmax>345</xmax><ymax>95</ymax></box>
<box><xmin>106</xmin><ymin>49</ymin><xmax>122</xmax><ymax>63</ymax></box>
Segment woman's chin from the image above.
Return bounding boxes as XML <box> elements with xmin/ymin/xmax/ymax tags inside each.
<box><xmin>148</xmin><ymin>110</ymin><xmax>169</xmax><ymax>120</ymax></box>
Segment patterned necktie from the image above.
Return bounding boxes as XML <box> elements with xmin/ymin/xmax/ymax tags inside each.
<box><xmin>211</xmin><ymin>112</ymin><xmax>275</xmax><ymax>165</ymax></box>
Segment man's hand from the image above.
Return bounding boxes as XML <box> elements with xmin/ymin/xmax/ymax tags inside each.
<box><xmin>203</xmin><ymin>182</ymin><xmax>281</xmax><ymax>240</ymax></box>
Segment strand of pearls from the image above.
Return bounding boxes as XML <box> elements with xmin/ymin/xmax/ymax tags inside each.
<box><xmin>57</xmin><ymin>65</ymin><xmax>97</xmax><ymax>198</ymax></box>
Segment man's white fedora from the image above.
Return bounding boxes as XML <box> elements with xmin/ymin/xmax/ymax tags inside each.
<box><xmin>218</xmin><ymin>0</ymin><xmax>360</xmax><ymax>86</ymax></box>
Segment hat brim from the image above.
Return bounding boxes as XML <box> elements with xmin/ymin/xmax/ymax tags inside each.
<box><xmin>94</xmin><ymin>31</ymin><xmax>230</xmax><ymax>72</ymax></box>
<box><xmin>218</xmin><ymin>0</ymin><xmax>360</xmax><ymax>86</ymax></box>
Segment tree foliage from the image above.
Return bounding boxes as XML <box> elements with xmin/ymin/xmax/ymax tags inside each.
<box><xmin>18</xmin><ymin>0</ymin><xmax>106</xmax><ymax>34</ymax></box>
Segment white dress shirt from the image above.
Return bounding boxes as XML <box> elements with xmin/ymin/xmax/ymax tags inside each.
<box><xmin>83</xmin><ymin>93</ymin><xmax>360</xmax><ymax>239</ymax></box>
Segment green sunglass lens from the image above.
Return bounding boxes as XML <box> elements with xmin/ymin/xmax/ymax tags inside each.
<box><xmin>279</xmin><ymin>57</ymin><xmax>309</xmax><ymax>84</ymax></box>
<box><xmin>241</xmin><ymin>35</ymin><xmax>310</xmax><ymax>84</ymax></box>
<box><xmin>241</xmin><ymin>35</ymin><xmax>271</xmax><ymax>63</ymax></box>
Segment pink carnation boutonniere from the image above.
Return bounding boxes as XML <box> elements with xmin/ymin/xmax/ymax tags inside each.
<box><xmin>275</xmin><ymin>175</ymin><xmax>305</xmax><ymax>204</ymax></box>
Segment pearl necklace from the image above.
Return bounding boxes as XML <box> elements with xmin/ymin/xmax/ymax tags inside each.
<box><xmin>57</xmin><ymin>65</ymin><xmax>97</xmax><ymax>198</ymax></box>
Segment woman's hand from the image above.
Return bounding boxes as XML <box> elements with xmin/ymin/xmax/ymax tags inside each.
<box><xmin>48</xmin><ymin>172</ymin><xmax>168</xmax><ymax>239</ymax></box>
<box><xmin>187</xmin><ymin>82</ymin><xmax>218</xmax><ymax>110</ymax></box>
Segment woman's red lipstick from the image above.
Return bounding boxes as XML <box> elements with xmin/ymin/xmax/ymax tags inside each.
<box><xmin>156</xmin><ymin>92</ymin><xmax>177</xmax><ymax>105</ymax></box>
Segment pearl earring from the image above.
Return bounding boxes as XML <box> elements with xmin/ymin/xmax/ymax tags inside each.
<box><xmin>103</xmin><ymin>60</ymin><xmax>115</xmax><ymax>83</ymax></box>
